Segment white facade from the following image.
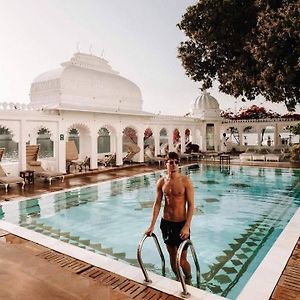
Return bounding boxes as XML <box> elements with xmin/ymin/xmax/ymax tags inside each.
<box><xmin>0</xmin><ymin>53</ymin><xmax>298</xmax><ymax>175</ymax></box>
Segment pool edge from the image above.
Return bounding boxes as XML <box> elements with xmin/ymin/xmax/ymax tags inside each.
<box><xmin>237</xmin><ymin>207</ymin><xmax>300</xmax><ymax>300</ymax></box>
<box><xmin>0</xmin><ymin>219</ymin><xmax>227</xmax><ymax>300</ymax></box>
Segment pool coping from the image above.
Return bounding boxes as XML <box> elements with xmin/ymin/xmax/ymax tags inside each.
<box><xmin>236</xmin><ymin>207</ymin><xmax>300</xmax><ymax>300</ymax></box>
<box><xmin>0</xmin><ymin>208</ymin><xmax>299</xmax><ymax>300</ymax></box>
<box><xmin>0</xmin><ymin>165</ymin><xmax>299</xmax><ymax>299</ymax></box>
<box><xmin>0</xmin><ymin>219</ymin><xmax>226</xmax><ymax>300</ymax></box>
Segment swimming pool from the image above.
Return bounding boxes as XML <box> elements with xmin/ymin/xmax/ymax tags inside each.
<box><xmin>0</xmin><ymin>164</ymin><xmax>299</xmax><ymax>299</ymax></box>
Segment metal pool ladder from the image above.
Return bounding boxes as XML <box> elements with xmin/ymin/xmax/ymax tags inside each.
<box><xmin>176</xmin><ymin>239</ymin><xmax>201</xmax><ymax>298</ymax></box>
<box><xmin>137</xmin><ymin>234</ymin><xmax>201</xmax><ymax>298</ymax></box>
<box><xmin>137</xmin><ymin>233</ymin><xmax>166</xmax><ymax>284</ymax></box>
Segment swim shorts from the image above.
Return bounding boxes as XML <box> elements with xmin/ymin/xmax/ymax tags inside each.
<box><xmin>160</xmin><ymin>218</ymin><xmax>190</xmax><ymax>249</ymax></box>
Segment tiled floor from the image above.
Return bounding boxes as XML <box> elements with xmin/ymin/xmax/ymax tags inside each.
<box><xmin>0</xmin><ymin>159</ymin><xmax>299</xmax><ymax>299</ymax></box>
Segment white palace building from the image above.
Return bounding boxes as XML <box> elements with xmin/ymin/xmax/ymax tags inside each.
<box><xmin>0</xmin><ymin>52</ymin><xmax>298</xmax><ymax>175</ymax></box>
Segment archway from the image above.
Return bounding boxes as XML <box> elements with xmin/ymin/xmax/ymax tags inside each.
<box><xmin>0</xmin><ymin>125</ymin><xmax>18</xmax><ymax>162</ymax></box>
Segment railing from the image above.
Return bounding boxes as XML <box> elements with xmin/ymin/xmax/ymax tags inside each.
<box><xmin>137</xmin><ymin>233</ymin><xmax>166</xmax><ymax>284</ymax></box>
<box><xmin>176</xmin><ymin>239</ymin><xmax>201</xmax><ymax>298</ymax></box>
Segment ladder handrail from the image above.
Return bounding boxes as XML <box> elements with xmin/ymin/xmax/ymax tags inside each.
<box><xmin>137</xmin><ymin>233</ymin><xmax>166</xmax><ymax>284</ymax></box>
<box><xmin>176</xmin><ymin>239</ymin><xmax>201</xmax><ymax>298</ymax></box>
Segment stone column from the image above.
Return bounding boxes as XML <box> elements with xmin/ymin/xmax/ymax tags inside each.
<box><xmin>116</xmin><ymin>128</ymin><xmax>123</xmax><ymax>166</ymax></box>
<box><xmin>154</xmin><ymin>127</ymin><xmax>160</xmax><ymax>156</ymax></box>
<box><xmin>137</xmin><ymin>130</ymin><xmax>144</xmax><ymax>163</ymax></box>
<box><xmin>180</xmin><ymin>128</ymin><xmax>185</xmax><ymax>153</ymax></box>
<box><xmin>19</xmin><ymin>119</ymin><xmax>27</xmax><ymax>171</ymax></box>
<box><xmin>57</xmin><ymin>120</ymin><xmax>66</xmax><ymax>173</ymax></box>
<box><xmin>90</xmin><ymin>126</ymin><xmax>98</xmax><ymax>169</ymax></box>
<box><xmin>168</xmin><ymin>126</ymin><xmax>174</xmax><ymax>152</ymax></box>
<box><xmin>274</xmin><ymin>124</ymin><xmax>280</xmax><ymax>147</ymax></box>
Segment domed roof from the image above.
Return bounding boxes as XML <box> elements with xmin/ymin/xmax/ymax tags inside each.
<box><xmin>192</xmin><ymin>90</ymin><xmax>220</xmax><ymax>110</ymax></box>
<box><xmin>190</xmin><ymin>90</ymin><xmax>221</xmax><ymax>120</ymax></box>
<box><xmin>30</xmin><ymin>53</ymin><xmax>143</xmax><ymax>112</ymax></box>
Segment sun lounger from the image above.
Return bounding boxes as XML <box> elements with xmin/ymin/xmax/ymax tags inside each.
<box><xmin>26</xmin><ymin>145</ymin><xmax>65</xmax><ymax>185</ymax></box>
<box><xmin>27</xmin><ymin>160</ymin><xmax>65</xmax><ymax>185</ymax></box>
<box><xmin>252</xmin><ymin>148</ymin><xmax>270</xmax><ymax>161</ymax></box>
<box><xmin>123</xmin><ymin>144</ymin><xmax>140</xmax><ymax>163</ymax></box>
<box><xmin>65</xmin><ymin>141</ymin><xmax>90</xmax><ymax>172</ymax></box>
<box><xmin>0</xmin><ymin>148</ymin><xmax>5</xmax><ymax>162</ymax></box>
<box><xmin>0</xmin><ymin>164</ymin><xmax>25</xmax><ymax>192</ymax></box>
<box><xmin>265</xmin><ymin>148</ymin><xmax>284</xmax><ymax>162</ymax></box>
<box><xmin>144</xmin><ymin>148</ymin><xmax>165</xmax><ymax>166</ymax></box>
<box><xmin>239</xmin><ymin>148</ymin><xmax>256</xmax><ymax>161</ymax></box>
<box><xmin>0</xmin><ymin>148</ymin><xmax>25</xmax><ymax>192</ymax></box>
<box><xmin>203</xmin><ymin>151</ymin><xmax>221</xmax><ymax>161</ymax></box>
<box><xmin>98</xmin><ymin>153</ymin><xmax>116</xmax><ymax>167</ymax></box>
<box><xmin>178</xmin><ymin>152</ymin><xmax>193</xmax><ymax>161</ymax></box>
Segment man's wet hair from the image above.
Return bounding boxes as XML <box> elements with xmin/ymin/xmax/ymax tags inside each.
<box><xmin>166</xmin><ymin>151</ymin><xmax>179</xmax><ymax>161</ymax></box>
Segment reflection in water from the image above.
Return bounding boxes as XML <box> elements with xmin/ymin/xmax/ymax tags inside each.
<box><xmin>220</xmin><ymin>165</ymin><xmax>231</xmax><ymax>175</ymax></box>
<box><xmin>19</xmin><ymin>198</ymin><xmax>41</xmax><ymax>223</ymax></box>
<box><xmin>0</xmin><ymin>205</ymin><xmax>4</xmax><ymax>219</ymax></box>
<box><xmin>110</xmin><ymin>181</ymin><xmax>123</xmax><ymax>197</ymax></box>
<box><xmin>54</xmin><ymin>186</ymin><xmax>99</xmax><ymax>212</ymax></box>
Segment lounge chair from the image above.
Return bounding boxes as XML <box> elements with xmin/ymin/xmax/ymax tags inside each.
<box><xmin>0</xmin><ymin>147</ymin><xmax>25</xmax><ymax>192</ymax></box>
<box><xmin>26</xmin><ymin>144</ymin><xmax>65</xmax><ymax>185</ymax></box>
<box><xmin>178</xmin><ymin>152</ymin><xmax>193</xmax><ymax>161</ymax></box>
<box><xmin>265</xmin><ymin>148</ymin><xmax>284</xmax><ymax>162</ymax></box>
<box><xmin>76</xmin><ymin>156</ymin><xmax>90</xmax><ymax>172</ymax></box>
<box><xmin>252</xmin><ymin>148</ymin><xmax>270</xmax><ymax>161</ymax></box>
<box><xmin>202</xmin><ymin>151</ymin><xmax>221</xmax><ymax>161</ymax></box>
<box><xmin>65</xmin><ymin>141</ymin><xmax>90</xmax><ymax>173</ymax></box>
<box><xmin>123</xmin><ymin>144</ymin><xmax>140</xmax><ymax>163</ymax></box>
<box><xmin>0</xmin><ymin>165</ymin><xmax>25</xmax><ymax>193</ymax></box>
<box><xmin>144</xmin><ymin>147</ymin><xmax>165</xmax><ymax>166</ymax></box>
<box><xmin>239</xmin><ymin>148</ymin><xmax>256</xmax><ymax>161</ymax></box>
<box><xmin>98</xmin><ymin>153</ymin><xmax>116</xmax><ymax>167</ymax></box>
<box><xmin>26</xmin><ymin>144</ymin><xmax>40</xmax><ymax>164</ymax></box>
<box><xmin>0</xmin><ymin>148</ymin><xmax>5</xmax><ymax>162</ymax></box>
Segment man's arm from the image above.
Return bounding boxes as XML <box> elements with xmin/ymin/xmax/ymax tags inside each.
<box><xmin>145</xmin><ymin>178</ymin><xmax>164</xmax><ymax>236</ymax></box>
<box><xmin>180</xmin><ymin>176</ymin><xmax>195</xmax><ymax>239</ymax></box>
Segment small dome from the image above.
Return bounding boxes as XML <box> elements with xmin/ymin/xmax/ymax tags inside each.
<box><xmin>192</xmin><ymin>90</ymin><xmax>220</xmax><ymax>110</ymax></box>
<box><xmin>190</xmin><ymin>90</ymin><xmax>221</xmax><ymax>120</ymax></box>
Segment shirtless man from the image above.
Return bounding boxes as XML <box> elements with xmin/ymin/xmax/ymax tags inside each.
<box><xmin>145</xmin><ymin>151</ymin><xmax>195</xmax><ymax>282</ymax></box>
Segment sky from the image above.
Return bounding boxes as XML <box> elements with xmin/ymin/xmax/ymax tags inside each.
<box><xmin>0</xmin><ymin>0</ymin><xmax>295</xmax><ymax>116</ymax></box>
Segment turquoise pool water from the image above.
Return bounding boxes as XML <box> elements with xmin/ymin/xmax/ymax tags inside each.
<box><xmin>1</xmin><ymin>164</ymin><xmax>300</xmax><ymax>299</ymax></box>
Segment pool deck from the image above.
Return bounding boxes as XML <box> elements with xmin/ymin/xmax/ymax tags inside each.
<box><xmin>0</xmin><ymin>159</ymin><xmax>299</xmax><ymax>299</ymax></box>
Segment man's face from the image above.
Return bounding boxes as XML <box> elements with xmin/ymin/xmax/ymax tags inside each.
<box><xmin>166</xmin><ymin>159</ymin><xmax>179</xmax><ymax>172</ymax></box>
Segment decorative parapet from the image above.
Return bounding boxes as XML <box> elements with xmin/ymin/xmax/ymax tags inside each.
<box><xmin>222</xmin><ymin>117</ymin><xmax>297</xmax><ymax>123</ymax></box>
<box><xmin>0</xmin><ymin>102</ymin><xmax>38</xmax><ymax>111</ymax></box>
<box><xmin>150</xmin><ymin>115</ymin><xmax>197</xmax><ymax>122</ymax></box>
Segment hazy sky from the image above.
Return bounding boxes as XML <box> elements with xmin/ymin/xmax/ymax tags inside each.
<box><xmin>0</xmin><ymin>0</ymin><xmax>294</xmax><ymax>115</ymax></box>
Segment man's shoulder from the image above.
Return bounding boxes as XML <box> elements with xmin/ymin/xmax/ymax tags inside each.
<box><xmin>180</xmin><ymin>174</ymin><xmax>191</xmax><ymax>182</ymax></box>
<box><xmin>157</xmin><ymin>176</ymin><xmax>165</xmax><ymax>185</ymax></box>
<box><xmin>180</xmin><ymin>175</ymin><xmax>193</xmax><ymax>186</ymax></box>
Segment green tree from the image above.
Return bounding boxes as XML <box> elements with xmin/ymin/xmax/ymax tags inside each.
<box><xmin>178</xmin><ymin>0</ymin><xmax>300</xmax><ymax>111</ymax></box>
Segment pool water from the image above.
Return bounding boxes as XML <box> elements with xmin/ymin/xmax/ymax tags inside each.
<box><xmin>1</xmin><ymin>164</ymin><xmax>299</xmax><ymax>299</ymax></box>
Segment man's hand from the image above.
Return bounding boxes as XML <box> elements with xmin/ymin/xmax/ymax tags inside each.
<box><xmin>180</xmin><ymin>225</ymin><xmax>190</xmax><ymax>240</ymax></box>
<box><xmin>145</xmin><ymin>226</ymin><xmax>154</xmax><ymax>236</ymax></box>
